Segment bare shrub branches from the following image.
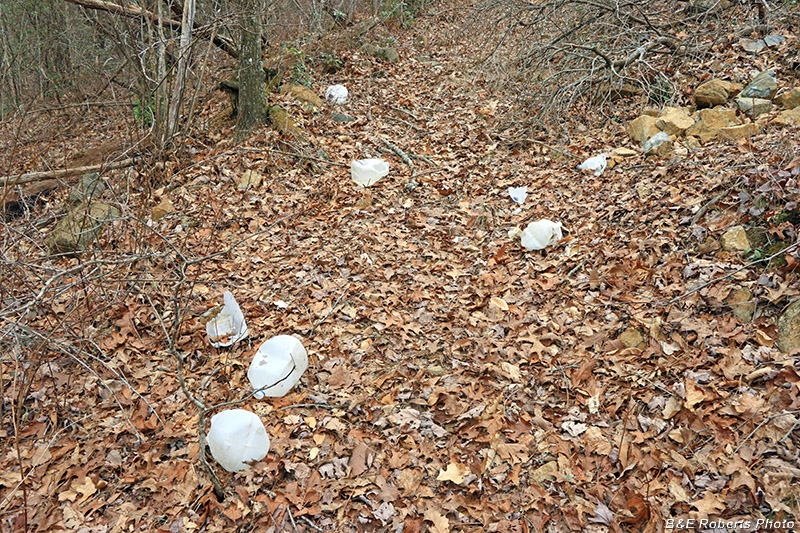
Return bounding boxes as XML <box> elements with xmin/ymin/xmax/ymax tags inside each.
<box><xmin>468</xmin><ymin>0</ymin><xmax>783</xmax><ymax>121</ymax></box>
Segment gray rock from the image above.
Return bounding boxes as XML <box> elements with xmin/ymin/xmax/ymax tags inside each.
<box><xmin>362</xmin><ymin>43</ymin><xmax>399</xmax><ymax>63</ymax></box>
<box><xmin>777</xmin><ymin>300</ymin><xmax>800</xmax><ymax>352</ymax></box>
<box><xmin>643</xmin><ymin>131</ymin><xmax>673</xmax><ymax>156</ymax></box>
<box><xmin>46</xmin><ymin>201</ymin><xmax>120</xmax><ymax>255</ymax></box>
<box><xmin>68</xmin><ymin>172</ymin><xmax>106</xmax><ymax>205</ymax></box>
<box><xmin>333</xmin><ymin>113</ymin><xmax>357</xmax><ymax>123</ymax></box>
<box><xmin>740</xmin><ymin>71</ymin><xmax>778</xmax><ymax>100</ymax></box>
<box><xmin>735</xmin><ymin>97</ymin><xmax>772</xmax><ymax>117</ymax></box>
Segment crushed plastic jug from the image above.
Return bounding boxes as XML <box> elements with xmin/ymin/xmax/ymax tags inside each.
<box><xmin>207</xmin><ymin>409</ymin><xmax>270</xmax><ymax>472</ymax></box>
<box><xmin>508</xmin><ymin>186</ymin><xmax>528</xmax><ymax>204</ymax></box>
<box><xmin>577</xmin><ymin>154</ymin><xmax>607</xmax><ymax>176</ymax></box>
<box><xmin>351</xmin><ymin>159</ymin><xmax>390</xmax><ymax>187</ymax></box>
<box><xmin>521</xmin><ymin>219</ymin><xmax>563</xmax><ymax>250</ymax></box>
<box><xmin>206</xmin><ymin>291</ymin><xmax>248</xmax><ymax>347</ymax></box>
<box><xmin>325</xmin><ymin>84</ymin><xmax>348</xmax><ymax>105</ymax></box>
<box><xmin>248</xmin><ymin>335</ymin><xmax>308</xmax><ymax>398</ymax></box>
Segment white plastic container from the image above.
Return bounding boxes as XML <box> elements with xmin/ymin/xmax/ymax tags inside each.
<box><xmin>351</xmin><ymin>159</ymin><xmax>390</xmax><ymax>187</ymax></box>
<box><xmin>206</xmin><ymin>409</ymin><xmax>270</xmax><ymax>472</ymax></box>
<box><xmin>248</xmin><ymin>335</ymin><xmax>308</xmax><ymax>398</ymax></box>
<box><xmin>325</xmin><ymin>84</ymin><xmax>348</xmax><ymax>105</ymax></box>
<box><xmin>508</xmin><ymin>186</ymin><xmax>528</xmax><ymax>204</ymax></box>
<box><xmin>577</xmin><ymin>154</ymin><xmax>607</xmax><ymax>176</ymax></box>
<box><xmin>206</xmin><ymin>291</ymin><xmax>248</xmax><ymax>348</ymax></box>
<box><xmin>521</xmin><ymin>219</ymin><xmax>563</xmax><ymax>250</ymax></box>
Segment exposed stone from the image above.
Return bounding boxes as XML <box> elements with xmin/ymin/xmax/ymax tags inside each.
<box><xmin>68</xmin><ymin>172</ymin><xmax>106</xmax><ymax>205</ymax></box>
<box><xmin>777</xmin><ymin>300</ymin><xmax>800</xmax><ymax>352</ymax></box>
<box><xmin>237</xmin><ymin>170</ymin><xmax>265</xmax><ymax>191</ymax></box>
<box><xmin>619</xmin><ymin>328</ymin><xmax>646</xmax><ymax>349</ymax></box>
<box><xmin>684</xmin><ymin>136</ymin><xmax>702</xmax><ymax>149</ymax></box>
<box><xmin>686</xmin><ymin>107</ymin><xmax>741</xmax><ymax>142</ymax></box>
<box><xmin>775</xmin><ymin>88</ymin><xmax>800</xmax><ymax>109</ymax></box>
<box><xmin>720</xmin><ymin>226</ymin><xmax>750</xmax><ymax>251</ymax></box>
<box><xmin>718</xmin><ymin>123</ymin><xmax>760</xmax><ymax>140</ymax></box>
<box><xmin>740</xmin><ymin>70</ymin><xmax>778</xmax><ymax>100</ymax></box>
<box><xmin>46</xmin><ymin>201</ymin><xmax>120</xmax><ymax>255</ymax></box>
<box><xmin>735</xmin><ymin>97</ymin><xmax>772</xmax><ymax>117</ymax></box>
<box><xmin>595</xmin><ymin>82</ymin><xmax>642</xmax><ymax>102</ymax></box>
<box><xmin>278</xmin><ymin>84</ymin><xmax>324</xmax><ymax>108</ymax></box>
<box><xmin>333</xmin><ymin>113</ymin><xmax>357</xmax><ymax>123</ymax></box>
<box><xmin>773</xmin><ymin>107</ymin><xmax>800</xmax><ymax>126</ymax></box>
<box><xmin>643</xmin><ymin>131</ymin><xmax>673</xmax><ymax>156</ymax></box>
<box><xmin>627</xmin><ymin>115</ymin><xmax>660</xmax><ymax>145</ymax></box>
<box><xmin>151</xmin><ymin>198</ymin><xmax>174</xmax><ymax>221</ymax></box>
<box><xmin>726</xmin><ymin>287</ymin><xmax>755</xmax><ymax>322</ymax></box>
<box><xmin>693</xmin><ymin>79</ymin><xmax>730</xmax><ymax>107</ymax></box>
<box><xmin>362</xmin><ymin>43</ymin><xmax>399</xmax><ymax>63</ymax></box>
<box><xmin>268</xmin><ymin>105</ymin><xmax>302</xmax><ymax>136</ymax></box>
<box><xmin>656</xmin><ymin>108</ymin><xmax>694</xmax><ymax>136</ymax></box>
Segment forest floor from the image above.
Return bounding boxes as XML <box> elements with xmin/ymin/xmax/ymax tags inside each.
<box><xmin>1</xmin><ymin>10</ymin><xmax>800</xmax><ymax>533</ymax></box>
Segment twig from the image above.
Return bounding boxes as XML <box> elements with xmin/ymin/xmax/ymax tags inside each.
<box><xmin>241</xmin><ymin>147</ymin><xmax>349</xmax><ymax>167</ymax></box>
<box><xmin>0</xmin><ymin>157</ymin><xmax>140</xmax><ymax>187</ymax></box>
<box><xmin>730</xmin><ymin>410</ymin><xmax>800</xmax><ymax>457</ymax></box>
<box><xmin>560</xmin><ymin>258</ymin><xmax>588</xmax><ymax>285</ymax></box>
<box><xmin>273</xmin><ymin>403</ymin><xmax>342</xmax><ymax>413</ymax></box>
<box><xmin>389</xmin><ymin>105</ymin><xmax>422</xmax><ymax>121</ymax></box>
<box><xmin>629</xmin><ymin>370</ymin><xmax>675</xmax><ymax>397</ymax></box>
<box><xmin>300</xmin><ymin>516</ymin><xmax>324</xmax><ymax>532</ymax></box>
<box><xmin>378</xmin><ymin>138</ymin><xmax>414</xmax><ymax>168</ymax></box>
<box><xmin>690</xmin><ymin>189</ymin><xmax>730</xmax><ymax>225</ymax></box>
<box><xmin>287</xmin><ymin>507</ymin><xmax>299</xmax><ymax>533</ymax></box>
<box><xmin>308</xmin><ymin>285</ymin><xmax>350</xmax><ymax>337</ymax></box>
<box><xmin>669</xmin><ymin>241</ymin><xmax>800</xmax><ymax>305</ymax></box>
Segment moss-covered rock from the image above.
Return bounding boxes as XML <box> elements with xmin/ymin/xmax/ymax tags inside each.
<box><xmin>46</xmin><ymin>201</ymin><xmax>120</xmax><ymax>255</ymax></box>
<box><xmin>268</xmin><ymin>105</ymin><xmax>302</xmax><ymax>136</ymax></box>
<box><xmin>279</xmin><ymin>84</ymin><xmax>324</xmax><ymax>108</ymax></box>
<box><xmin>362</xmin><ymin>43</ymin><xmax>399</xmax><ymax>63</ymax></box>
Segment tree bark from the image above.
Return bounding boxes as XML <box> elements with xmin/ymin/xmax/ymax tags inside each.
<box><xmin>235</xmin><ymin>0</ymin><xmax>265</xmax><ymax>137</ymax></box>
<box><xmin>166</xmin><ymin>0</ymin><xmax>196</xmax><ymax>140</ymax></box>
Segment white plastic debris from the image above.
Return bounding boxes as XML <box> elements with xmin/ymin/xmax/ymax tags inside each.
<box><xmin>508</xmin><ymin>186</ymin><xmax>528</xmax><ymax>204</ymax></box>
<box><xmin>325</xmin><ymin>84</ymin><xmax>348</xmax><ymax>105</ymax></box>
<box><xmin>206</xmin><ymin>291</ymin><xmax>249</xmax><ymax>348</ymax></box>
<box><xmin>248</xmin><ymin>335</ymin><xmax>309</xmax><ymax>398</ymax></box>
<box><xmin>577</xmin><ymin>154</ymin><xmax>607</xmax><ymax>176</ymax></box>
<box><xmin>351</xmin><ymin>158</ymin><xmax>390</xmax><ymax>187</ymax></box>
<box><xmin>521</xmin><ymin>220</ymin><xmax>563</xmax><ymax>250</ymax></box>
<box><xmin>273</xmin><ymin>300</ymin><xmax>289</xmax><ymax>309</ymax></box>
<box><xmin>206</xmin><ymin>409</ymin><xmax>270</xmax><ymax>472</ymax></box>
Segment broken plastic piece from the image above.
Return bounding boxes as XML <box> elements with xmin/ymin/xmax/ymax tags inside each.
<box><xmin>207</xmin><ymin>409</ymin><xmax>270</xmax><ymax>472</ymax></box>
<box><xmin>577</xmin><ymin>154</ymin><xmax>607</xmax><ymax>176</ymax></box>
<box><xmin>351</xmin><ymin>159</ymin><xmax>390</xmax><ymax>187</ymax></box>
<box><xmin>521</xmin><ymin>220</ymin><xmax>563</xmax><ymax>250</ymax></box>
<box><xmin>508</xmin><ymin>186</ymin><xmax>528</xmax><ymax>204</ymax></box>
<box><xmin>248</xmin><ymin>335</ymin><xmax>309</xmax><ymax>398</ymax></box>
<box><xmin>326</xmin><ymin>84</ymin><xmax>348</xmax><ymax>105</ymax></box>
<box><xmin>206</xmin><ymin>291</ymin><xmax>248</xmax><ymax>347</ymax></box>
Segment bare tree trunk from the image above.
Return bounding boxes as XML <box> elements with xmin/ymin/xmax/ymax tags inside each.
<box><xmin>166</xmin><ymin>0</ymin><xmax>196</xmax><ymax>140</ymax></box>
<box><xmin>235</xmin><ymin>0</ymin><xmax>265</xmax><ymax>137</ymax></box>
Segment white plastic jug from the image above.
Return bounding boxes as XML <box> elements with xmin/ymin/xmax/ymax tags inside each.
<box><xmin>206</xmin><ymin>291</ymin><xmax>248</xmax><ymax>347</ymax></box>
<box><xmin>206</xmin><ymin>409</ymin><xmax>270</xmax><ymax>472</ymax></box>
<box><xmin>248</xmin><ymin>335</ymin><xmax>308</xmax><ymax>398</ymax></box>
<box><xmin>521</xmin><ymin>219</ymin><xmax>563</xmax><ymax>250</ymax></box>
<box><xmin>326</xmin><ymin>84</ymin><xmax>348</xmax><ymax>105</ymax></box>
<box><xmin>351</xmin><ymin>159</ymin><xmax>390</xmax><ymax>187</ymax></box>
